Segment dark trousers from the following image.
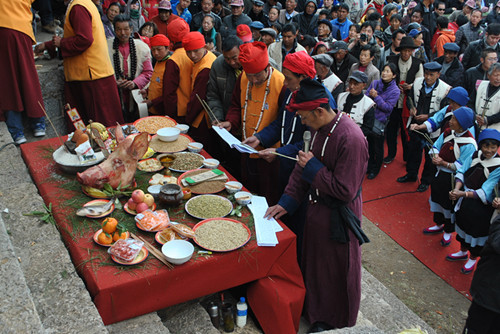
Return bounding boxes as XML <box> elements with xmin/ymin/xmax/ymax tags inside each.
<box><xmin>385</xmin><ymin>107</ymin><xmax>408</xmax><ymax>160</ymax></box>
<box><xmin>367</xmin><ymin>132</ymin><xmax>385</xmax><ymax>175</ymax></box>
<box><xmin>463</xmin><ymin>300</ymin><xmax>500</xmax><ymax>334</ymax></box>
<box><xmin>406</xmin><ymin>131</ymin><xmax>436</xmax><ymax>184</ymax></box>
<box><xmin>32</xmin><ymin>0</ymin><xmax>54</xmax><ymax>25</ymax></box>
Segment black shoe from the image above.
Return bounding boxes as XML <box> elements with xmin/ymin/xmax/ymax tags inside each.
<box><xmin>308</xmin><ymin>322</ymin><xmax>335</xmax><ymax>333</ymax></box>
<box><xmin>397</xmin><ymin>174</ymin><xmax>417</xmax><ymax>183</ymax></box>
<box><xmin>367</xmin><ymin>172</ymin><xmax>378</xmax><ymax>180</ymax></box>
<box><xmin>416</xmin><ymin>183</ymin><xmax>429</xmax><ymax>192</ymax></box>
<box><xmin>383</xmin><ymin>156</ymin><xmax>394</xmax><ymax>164</ymax></box>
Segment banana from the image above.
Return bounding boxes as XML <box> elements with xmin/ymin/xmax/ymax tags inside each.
<box><xmin>86</xmin><ymin>122</ymin><xmax>109</xmax><ymax>141</ymax></box>
<box><xmin>82</xmin><ymin>185</ymin><xmax>108</xmax><ymax>198</ymax></box>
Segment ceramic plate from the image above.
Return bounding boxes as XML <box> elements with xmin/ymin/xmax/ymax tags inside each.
<box><xmin>93</xmin><ymin>229</ymin><xmax>131</xmax><ymax>247</ymax></box>
<box><xmin>168</xmin><ymin>152</ymin><xmax>205</xmax><ymax>173</ymax></box>
<box><xmin>137</xmin><ymin>158</ymin><xmax>164</xmax><ymax>172</ymax></box>
<box><xmin>82</xmin><ymin>199</ymin><xmax>115</xmax><ymax>218</ymax></box>
<box><xmin>154</xmin><ymin>222</ymin><xmax>186</xmax><ymax>245</ymax></box>
<box><xmin>185</xmin><ymin>194</ymin><xmax>233</xmax><ymax>220</ymax></box>
<box><xmin>123</xmin><ymin>202</ymin><xmax>156</xmax><ymax>215</ymax></box>
<box><xmin>192</xmin><ymin>218</ymin><xmax>251</xmax><ymax>252</ymax></box>
<box><xmin>110</xmin><ymin>247</ymin><xmax>148</xmax><ymax>265</ymax></box>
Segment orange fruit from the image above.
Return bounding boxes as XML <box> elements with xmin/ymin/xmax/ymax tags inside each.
<box><xmin>97</xmin><ymin>232</ymin><xmax>113</xmax><ymax>245</ymax></box>
<box><xmin>102</xmin><ymin>217</ymin><xmax>118</xmax><ymax>234</ymax></box>
<box><xmin>112</xmin><ymin>230</ymin><xmax>128</xmax><ymax>242</ymax></box>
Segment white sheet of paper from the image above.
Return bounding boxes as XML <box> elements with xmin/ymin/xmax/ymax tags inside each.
<box><xmin>212</xmin><ymin>126</ymin><xmax>259</xmax><ymax>154</ymax></box>
<box><xmin>248</xmin><ymin>195</ymin><xmax>282</xmax><ymax>247</ymax></box>
<box><xmin>132</xmin><ymin>89</ymin><xmax>149</xmax><ymax>118</ymax></box>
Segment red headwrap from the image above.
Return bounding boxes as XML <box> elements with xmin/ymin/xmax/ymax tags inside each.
<box><xmin>282</xmin><ymin>51</ymin><xmax>316</xmax><ymax>79</ymax></box>
<box><xmin>182</xmin><ymin>31</ymin><xmax>206</xmax><ymax>51</ymax></box>
<box><xmin>167</xmin><ymin>19</ymin><xmax>189</xmax><ymax>44</ymax></box>
<box><xmin>150</xmin><ymin>34</ymin><xmax>170</xmax><ymax>47</ymax></box>
<box><xmin>239</xmin><ymin>42</ymin><xmax>269</xmax><ymax>74</ymax></box>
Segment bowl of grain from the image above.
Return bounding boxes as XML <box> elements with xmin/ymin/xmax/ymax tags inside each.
<box><xmin>175</xmin><ymin>124</ymin><xmax>190</xmax><ymax>134</ymax></box>
<box><xmin>187</xmin><ymin>142</ymin><xmax>203</xmax><ymax>153</ymax></box>
<box><xmin>161</xmin><ymin>239</ymin><xmax>194</xmax><ymax>265</ymax></box>
<box><xmin>157</xmin><ymin>127</ymin><xmax>180</xmax><ymax>142</ymax></box>
<box><xmin>203</xmin><ymin>158</ymin><xmax>220</xmax><ymax>169</ymax></box>
<box><xmin>235</xmin><ymin>191</ymin><xmax>252</xmax><ymax>205</ymax></box>
<box><xmin>225</xmin><ymin>181</ymin><xmax>242</xmax><ymax>194</ymax></box>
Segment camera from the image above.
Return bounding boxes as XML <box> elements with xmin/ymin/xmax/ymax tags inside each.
<box><xmin>360</xmin><ymin>33</ymin><xmax>367</xmax><ymax>42</ymax></box>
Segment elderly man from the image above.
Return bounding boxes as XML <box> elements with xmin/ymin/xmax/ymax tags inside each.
<box><xmin>220</xmin><ymin>41</ymin><xmax>286</xmax><ymax>205</ymax></box>
<box><xmin>259</xmin><ymin>27</ymin><xmax>277</xmax><ymax>47</ymax></box>
<box><xmin>464</xmin><ymin>48</ymin><xmax>498</xmax><ymax>96</ymax></box>
<box><xmin>151</xmin><ymin>0</ymin><xmax>180</xmax><ymax>36</ymax></box>
<box><xmin>397</xmin><ymin>62</ymin><xmax>451</xmax><ymax>192</ymax></box>
<box><xmin>472</xmin><ymin>63</ymin><xmax>500</xmax><ymax>132</ymax></box>
<box><xmin>220</xmin><ymin>0</ymin><xmax>252</xmax><ymax>39</ymax></box>
<box><xmin>462</xmin><ymin>23</ymin><xmax>500</xmax><ymax>70</ymax></box>
<box><xmin>313</xmin><ymin>54</ymin><xmax>343</xmax><ymax>100</ymax></box>
<box><xmin>268</xmin><ymin>23</ymin><xmax>306</xmax><ymax>71</ymax></box>
<box><xmin>279</xmin><ymin>0</ymin><xmax>298</xmax><ymax>25</ymax></box>
<box><xmin>435</xmin><ymin>43</ymin><xmax>464</xmax><ymax>87</ymax></box>
<box><xmin>328</xmin><ymin>41</ymin><xmax>358</xmax><ymax>83</ymax></box>
<box><xmin>265</xmin><ymin>78</ymin><xmax>368</xmax><ymax>333</ymax></box>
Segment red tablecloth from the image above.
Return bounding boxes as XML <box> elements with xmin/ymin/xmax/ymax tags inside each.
<box><xmin>21</xmin><ymin>137</ymin><xmax>305</xmax><ymax>333</ymax></box>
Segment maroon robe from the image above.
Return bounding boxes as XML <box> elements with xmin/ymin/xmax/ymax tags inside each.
<box><xmin>162</xmin><ymin>44</ymin><xmax>184</xmax><ymax>123</ymax></box>
<box><xmin>279</xmin><ymin>112</ymin><xmax>368</xmax><ymax>328</ymax></box>
<box><xmin>46</xmin><ymin>5</ymin><xmax>123</xmax><ymax>128</ymax></box>
<box><xmin>0</xmin><ymin>28</ymin><xmax>44</xmax><ymax>121</ymax></box>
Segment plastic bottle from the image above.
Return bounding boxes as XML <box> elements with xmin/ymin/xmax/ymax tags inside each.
<box><xmin>236</xmin><ymin>297</ymin><xmax>248</xmax><ymax>328</ymax></box>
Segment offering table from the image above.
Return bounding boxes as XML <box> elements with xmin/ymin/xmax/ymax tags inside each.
<box><xmin>20</xmin><ymin>136</ymin><xmax>305</xmax><ymax>334</ymax></box>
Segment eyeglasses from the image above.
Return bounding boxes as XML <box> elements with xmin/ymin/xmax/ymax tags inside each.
<box><xmin>486</xmin><ymin>57</ymin><xmax>499</xmax><ymax>61</ymax></box>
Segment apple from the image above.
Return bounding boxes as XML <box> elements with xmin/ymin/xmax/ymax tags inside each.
<box><xmin>143</xmin><ymin>194</ymin><xmax>155</xmax><ymax>207</ymax></box>
<box><xmin>136</xmin><ymin>202</ymin><xmax>149</xmax><ymax>213</ymax></box>
<box><xmin>127</xmin><ymin>198</ymin><xmax>137</xmax><ymax>211</ymax></box>
<box><xmin>131</xmin><ymin>189</ymin><xmax>145</xmax><ymax>203</ymax></box>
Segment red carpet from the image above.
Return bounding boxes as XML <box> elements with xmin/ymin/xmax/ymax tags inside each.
<box><xmin>361</xmin><ymin>144</ymin><xmax>473</xmax><ymax>299</ymax></box>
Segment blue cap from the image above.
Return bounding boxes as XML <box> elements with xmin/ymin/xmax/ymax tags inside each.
<box><xmin>408</xmin><ymin>29</ymin><xmax>422</xmax><ymax>38</ymax></box>
<box><xmin>447</xmin><ymin>87</ymin><xmax>469</xmax><ymax>106</ymax></box>
<box><xmin>249</xmin><ymin>21</ymin><xmax>265</xmax><ymax>30</ymax></box>
<box><xmin>348</xmin><ymin>70</ymin><xmax>368</xmax><ymax>83</ymax></box>
<box><xmin>443</xmin><ymin>42</ymin><xmax>460</xmax><ymax>53</ymax></box>
<box><xmin>453</xmin><ymin>107</ymin><xmax>475</xmax><ymax>130</ymax></box>
<box><xmin>253</xmin><ymin>0</ymin><xmax>264</xmax><ymax>6</ymax></box>
<box><xmin>423</xmin><ymin>61</ymin><xmax>442</xmax><ymax>72</ymax></box>
<box><xmin>478</xmin><ymin>128</ymin><xmax>500</xmax><ymax>144</ymax></box>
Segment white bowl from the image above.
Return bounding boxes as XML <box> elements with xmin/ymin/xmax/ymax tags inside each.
<box><xmin>161</xmin><ymin>239</ymin><xmax>194</xmax><ymax>265</ymax></box>
<box><xmin>203</xmin><ymin>158</ymin><xmax>220</xmax><ymax>169</ymax></box>
<box><xmin>234</xmin><ymin>191</ymin><xmax>252</xmax><ymax>205</ymax></box>
<box><xmin>225</xmin><ymin>181</ymin><xmax>242</xmax><ymax>194</ymax></box>
<box><xmin>175</xmin><ymin>124</ymin><xmax>190</xmax><ymax>134</ymax></box>
<box><xmin>157</xmin><ymin>127</ymin><xmax>180</xmax><ymax>142</ymax></box>
<box><xmin>187</xmin><ymin>142</ymin><xmax>203</xmax><ymax>153</ymax></box>
<box><xmin>147</xmin><ymin>184</ymin><xmax>162</xmax><ymax>198</ymax></box>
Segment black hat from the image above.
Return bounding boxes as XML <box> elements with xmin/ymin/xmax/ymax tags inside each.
<box><xmin>423</xmin><ymin>61</ymin><xmax>442</xmax><ymax>71</ymax></box>
<box><xmin>318</xmin><ymin>19</ymin><xmax>333</xmax><ymax>31</ymax></box>
<box><xmin>347</xmin><ymin>70</ymin><xmax>368</xmax><ymax>83</ymax></box>
<box><xmin>260</xmin><ymin>28</ymin><xmax>277</xmax><ymax>38</ymax></box>
<box><xmin>396</xmin><ymin>36</ymin><xmax>418</xmax><ymax>51</ymax></box>
<box><xmin>328</xmin><ymin>41</ymin><xmax>348</xmax><ymax>54</ymax></box>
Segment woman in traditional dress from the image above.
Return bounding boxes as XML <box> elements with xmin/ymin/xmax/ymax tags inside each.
<box><xmin>448</xmin><ymin>129</ymin><xmax>500</xmax><ymax>274</ymax></box>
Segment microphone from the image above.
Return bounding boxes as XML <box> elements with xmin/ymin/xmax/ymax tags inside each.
<box><xmin>303</xmin><ymin>131</ymin><xmax>311</xmax><ymax>153</ymax></box>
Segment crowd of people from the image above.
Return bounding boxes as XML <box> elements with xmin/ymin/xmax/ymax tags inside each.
<box><xmin>2</xmin><ymin>0</ymin><xmax>500</xmax><ymax>332</ymax></box>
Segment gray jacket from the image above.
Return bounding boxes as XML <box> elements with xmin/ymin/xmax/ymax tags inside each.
<box><xmin>207</xmin><ymin>55</ymin><xmax>239</xmax><ymax>121</ymax></box>
<box><xmin>220</xmin><ymin>14</ymin><xmax>252</xmax><ymax>39</ymax></box>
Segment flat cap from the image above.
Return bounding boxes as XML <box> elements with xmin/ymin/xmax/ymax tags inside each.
<box><xmin>312</xmin><ymin>53</ymin><xmax>333</xmax><ymax>67</ymax></box>
<box><xmin>253</xmin><ymin>0</ymin><xmax>264</xmax><ymax>6</ymax></box>
<box><xmin>249</xmin><ymin>21</ymin><xmax>265</xmax><ymax>30</ymax></box>
<box><xmin>328</xmin><ymin>41</ymin><xmax>348</xmax><ymax>53</ymax></box>
<box><xmin>423</xmin><ymin>61</ymin><xmax>442</xmax><ymax>71</ymax></box>
<box><xmin>443</xmin><ymin>42</ymin><xmax>460</xmax><ymax>53</ymax></box>
<box><xmin>348</xmin><ymin>70</ymin><xmax>368</xmax><ymax>83</ymax></box>
<box><xmin>260</xmin><ymin>27</ymin><xmax>277</xmax><ymax>38</ymax></box>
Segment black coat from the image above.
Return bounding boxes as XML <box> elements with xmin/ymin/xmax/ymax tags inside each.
<box><xmin>464</xmin><ymin>64</ymin><xmax>487</xmax><ymax>96</ymax></box>
<box><xmin>330</xmin><ymin>53</ymin><xmax>358</xmax><ymax>83</ymax></box>
<box><xmin>462</xmin><ymin>38</ymin><xmax>500</xmax><ymax>70</ymax></box>
<box><xmin>435</xmin><ymin>56</ymin><xmax>465</xmax><ymax>88</ymax></box>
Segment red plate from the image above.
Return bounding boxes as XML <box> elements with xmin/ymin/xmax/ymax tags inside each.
<box><xmin>154</xmin><ymin>222</ymin><xmax>186</xmax><ymax>244</ymax></box>
<box><xmin>192</xmin><ymin>218</ymin><xmax>251</xmax><ymax>252</ymax></box>
<box><xmin>123</xmin><ymin>202</ymin><xmax>156</xmax><ymax>215</ymax></box>
<box><xmin>93</xmin><ymin>228</ymin><xmax>131</xmax><ymax>247</ymax></box>
<box><xmin>110</xmin><ymin>247</ymin><xmax>149</xmax><ymax>265</ymax></box>
<box><xmin>177</xmin><ymin>170</ymin><xmax>226</xmax><ymax>195</ymax></box>
<box><xmin>82</xmin><ymin>199</ymin><xmax>115</xmax><ymax>218</ymax></box>
<box><xmin>133</xmin><ymin>116</ymin><xmax>177</xmax><ymax>134</ymax></box>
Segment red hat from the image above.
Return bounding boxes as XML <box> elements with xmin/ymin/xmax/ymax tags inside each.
<box><xmin>283</xmin><ymin>51</ymin><xmax>316</xmax><ymax>79</ymax></box>
<box><xmin>150</xmin><ymin>34</ymin><xmax>170</xmax><ymax>47</ymax></box>
<box><xmin>167</xmin><ymin>18</ymin><xmax>190</xmax><ymax>44</ymax></box>
<box><xmin>239</xmin><ymin>41</ymin><xmax>269</xmax><ymax>74</ymax></box>
<box><xmin>236</xmin><ymin>24</ymin><xmax>253</xmax><ymax>43</ymax></box>
<box><xmin>182</xmin><ymin>31</ymin><xmax>206</xmax><ymax>51</ymax></box>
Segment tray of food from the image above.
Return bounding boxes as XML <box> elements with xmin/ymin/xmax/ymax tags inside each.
<box><xmin>168</xmin><ymin>152</ymin><xmax>205</xmax><ymax>172</ymax></box>
<box><xmin>133</xmin><ymin>116</ymin><xmax>177</xmax><ymax>134</ymax></box>
<box><xmin>177</xmin><ymin>169</ymin><xmax>227</xmax><ymax>194</ymax></box>
<box><xmin>108</xmin><ymin>238</ymin><xmax>148</xmax><ymax>265</ymax></box>
<box><xmin>185</xmin><ymin>194</ymin><xmax>233</xmax><ymax>219</ymax></box>
<box><xmin>193</xmin><ymin>218</ymin><xmax>251</xmax><ymax>252</ymax></box>
<box><xmin>149</xmin><ymin>134</ymin><xmax>192</xmax><ymax>153</ymax></box>
<box><xmin>137</xmin><ymin>158</ymin><xmax>163</xmax><ymax>172</ymax></box>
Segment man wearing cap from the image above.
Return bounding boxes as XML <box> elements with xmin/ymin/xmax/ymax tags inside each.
<box><xmin>462</xmin><ymin>23</ymin><xmax>500</xmax><ymax>70</ymax></box>
<box><xmin>329</xmin><ymin>41</ymin><xmax>358</xmax><ymax>82</ymax></box>
<box><xmin>379</xmin><ymin>28</ymin><xmax>405</xmax><ymax>71</ymax></box>
<box><xmin>268</xmin><ymin>23</ymin><xmax>307</xmax><ymax>71</ymax></box>
<box><xmin>249</xmin><ymin>21</ymin><xmax>265</xmax><ymax>41</ymax></box>
<box><xmin>163</xmin><ymin>19</ymin><xmax>192</xmax><ymax>122</ymax></box>
<box><xmin>331</xmin><ymin>3</ymin><xmax>352</xmax><ymax>40</ymax></box>
<box><xmin>249</xmin><ymin>0</ymin><xmax>268</xmax><ymax>24</ymax></box>
<box><xmin>337</xmin><ymin>71</ymin><xmax>376</xmax><ymax>132</ymax></box>
<box><xmin>293</xmin><ymin>0</ymin><xmax>319</xmax><ymax>36</ymax></box>
<box><xmin>455</xmin><ymin>9</ymin><xmax>484</xmax><ymax>54</ymax></box>
<box><xmin>152</xmin><ymin>0</ymin><xmax>180</xmax><ymax>36</ymax></box>
<box><xmin>486</xmin><ymin>0</ymin><xmax>500</xmax><ymax>25</ymax></box>
<box><xmin>398</xmin><ymin>61</ymin><xmax>451</xmax><ymax>192</ymax></box>
<box><xmin>190</xmin><ymin>0</ymin><xmax>222</xmax><ymax>31</ymax></box>
<box><xmin>140</xmin><ymin>34</ymin><xmax>171</xmax><ymax>115</ymax></box>
<box><xmin>435</xmin><ymin>42</ymin><xmax>464</xmax><ymax>87</ymax></box>
<box><xmin>449</xmin><ymin>0</ymin><xmax>475</xmax><ymax>23</ymax></box>
<box><xmin>220</xmin><ymin>41</ymin><xmax>286</xmax><ymax>204</ymax></box>
<box><xmin>220</xmin><ymin>0</ymin><xmax>252</xmax><ymax>39</ymax></box>
<box><xmin>464</xmin><ymin>48</ymin><xmax>498</xmax><ymax>96</ymax></box>
<box><xmin>472</xmin><ymin>63</ymin><xmax>500</xmax><ymax>132</ymax></box>
<box><xmin>316</xmin><ymin>19</ymin><xmax>340</xmax><ymax>49</ymax></box>
<box><xmin>183</xmin><ymin>31</ymin><xmax>218</xmax><ymax>153</ymax></box>
<box><xmin>384</xmin><ymin>36</ymin><xmax>423</xmax><ymax>165</ymax></box>
<box><xmin>313</xmin><ymin>53</ymin><xmax>344</xmax><ymax>100</ymax></box>
<box><xmin>279</xmin><ymin>0</ymin><xmax>298</xmax><ymax>25</ymax></box>
<box><xmin>260</xmin><ymin>27</ymin><xmax>277</xmax><ymax>47</ymax></box>
<box><xmin>265</xmin><ymin>78</ymin><xmax>368</xmax><ymax>333</ymax></box>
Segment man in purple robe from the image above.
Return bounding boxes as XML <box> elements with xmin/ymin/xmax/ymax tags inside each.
<box><xmin>266</xmin><ymin>78</ymin><xmax>369</xmax><ymax>332</ymax></box>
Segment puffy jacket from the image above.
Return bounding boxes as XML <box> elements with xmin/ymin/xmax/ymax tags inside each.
<box><xmin>207</xmin><ymin>55</ymin><xmax>239</xmax><ymax>121</ymax></box>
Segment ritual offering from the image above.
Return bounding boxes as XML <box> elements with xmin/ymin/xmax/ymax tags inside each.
<box><xmin>168</xmin><ymin>152</ymin><xmax>204</xmax><ymax>172</ymax></box>
<box><xmin>135</xmin><ymin>209</ymin><xmax>170</xmax><ymax>232</ymax></box>
<box><xmin>158</xmin><ymin>184</ymin><xmax>184</xmax><ymax>206</ymax></box>
<box><xmin>161</xmin><ymin>240</ymin><xmax>194</xmax><ymax>265</ymax></box>
<box><xmin>193</xmin><ymin>218</ymin><xmax>251</xmax><ymax>252</ymax></box>
<box><xmin>93</xmin><ymin>228</ymin><xmax>130</xmax><ymax>247</ymax></box>
<box><xmin>109</xmin><ymin>238</ymin><xmax>148</xmax><ymax>265</ymax></box>
<box><xmin>137</xmin><ymin>158</ymin><xmax>163</xmax><ymax>172</ymax></box>
<box><xmin>76</xmin><ymin>199</ymin><xmax>115</xmax><ymax>218</ymax></box>
<box><xmin>178</xmin><ymin>169</ymin><xmax>228</xmax><ymax>194</ymax></box>
<box><xmin>157</xmin><ymin>127</ymin><xmax>180</xmax><ymax>142</ymax></box>
<box><xmin>149</xmin><ymin>173</ymin><xmax>177</xmax><ymax>186</ymax></box>
<box><xmin>133</xmin><ymin>116</ymin><xmax>177</xmax><ymax>134</ymax></box>
<box><xmin>149</xmin><ymin>134</ymin><xmax>192</xmax><ymax>153</ymax></box>
<box><xmin>155</xmin><ymin>224</ymin><xmax>186</xmax><ymax>245</ymax></box>
<box><xmin>124</xmin><ymin>189</ymin><xmax>156</xmax><ymax>214</ymax></box>
<box><xmin>185</xmin><ymin>195</ymin><xmax>233</xmax><ymax>219</ymax></box>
